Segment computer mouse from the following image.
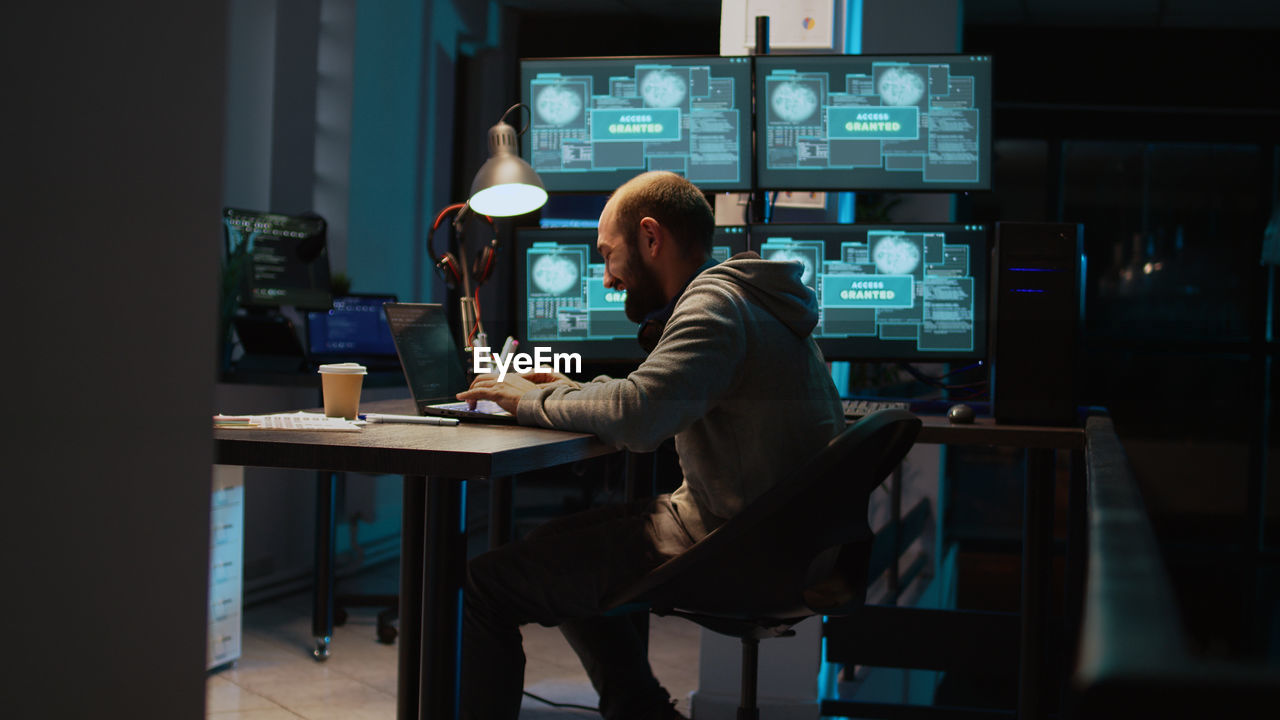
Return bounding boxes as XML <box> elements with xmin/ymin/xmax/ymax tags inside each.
<box><xmin>947</xmin><ymin>403</ymin><xmax>975</xmax><ymax>424</ymax></box>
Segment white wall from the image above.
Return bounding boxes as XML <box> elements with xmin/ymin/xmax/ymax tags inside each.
<box><xmin>224</xmin><ymin>0</ymin><xmax>278</xmax><ymax>212</ymax></box>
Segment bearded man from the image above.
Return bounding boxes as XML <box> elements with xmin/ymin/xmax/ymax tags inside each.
<box><xmin>457</xmin><ymin>171</ymin><xmax>843</xmax><ymax>720</ymax></box>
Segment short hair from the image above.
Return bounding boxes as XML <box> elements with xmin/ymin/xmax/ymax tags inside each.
<box><xmin>611</xmin><ymin>172</ymin><xmax>714</xmax><ymax>260</ymax></box>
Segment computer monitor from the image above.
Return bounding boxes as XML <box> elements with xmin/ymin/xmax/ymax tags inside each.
<box><xmin>755</xmin><ymin>54</ymin><xmax>992</xmax><ymax>192</ymax></box>
<box><xmin>224</xmin><ymin>208</ymin><xmax>332</xmax><ymax>310</ymax></box>
<box><xmin>305</xmin><ymin>294</ymin><xmax>399</xmax><ymax>368</ymax></box>
<box><xmin>520</xmin><ymin>55</ymin><xmax>754</xmax><ymax>192</ymax></box>
<box><xmin>749</xmin><ymin>223</ymin><xmax>989</xmax><ymax>361</ymax></box>
<box><xmin>516</xmin><ymin>226</ymin><xmax>750</xmax><ymax>363</ymax></box>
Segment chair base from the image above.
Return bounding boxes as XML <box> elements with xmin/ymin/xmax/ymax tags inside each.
<box><xmin>738</xmin><ymin>636</ymin><xmax>760</xmax><ymax>719</ymax></box>
<box><xmin>335</xmin><ymin>593</ymin><xmax>398</xmax><ymax>644</ymax></box>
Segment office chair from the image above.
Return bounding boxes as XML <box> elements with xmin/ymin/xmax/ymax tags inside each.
<box><xmin>604</xmin><ymin>409</ymin><xmax>922</xmax><ymax>720</ymax></box>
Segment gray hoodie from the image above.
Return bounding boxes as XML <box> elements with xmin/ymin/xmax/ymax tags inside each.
<box><xmin>517</xmin><ymin>256</ymin><xmax>845</xmax><ymax>540</ymax></box>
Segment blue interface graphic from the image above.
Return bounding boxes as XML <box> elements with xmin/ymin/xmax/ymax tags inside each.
<box><xmin>522</xmin><ymin>57</ymin><xmax>753</xmax><ymax>192</ymax></box>
<box><xmin>517</xmin><ymin>227</ymin><xmax>749</xmax><ymax>360</ymax></box>
<box><xmin>753</xmin><ymin>224</ymin><xmax>988</xmax><ymax>360</ymax></box>
<box><xmin>756</xmin><ymin>55</ymin><xmax>992</xmax><ymax>191</ymax></box>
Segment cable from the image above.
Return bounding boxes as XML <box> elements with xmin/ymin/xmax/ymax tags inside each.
<box><xmin>957</xmin><ymin>386</ymin><xmax>991</xmax><ymax>398</ymax></box>
<box><xmin>897</xmin><ymin>362</ymin><xmax>990</xmax><ymax>391</ymax></box>
<box><xmin>500</xmin><ymin>103</ymin><xmax>531</xmax><ymax>136</ymax></box>
<box><xmin>898</xmin><ymin>361</ymin><xmax>984</xmax><ymax>383</ymax></box>
<box><xmin>932</xmin><ymin>361</ymin><xmax>986</xmax><ymax>381</ymax></box>
<box><xmin>945</xmin><ymin>385</ymin><xmax>990</xmax><ymax>403</ymax></box>
<box><xmin>466</xmin><ymin>286</ymin><xmax>483</xmax><ymax>348</ymax></box>
<box><xmin>521</xmin><ymin>690</ymin><xmax>598</xmax><ymax>713</ymax></box>
<box><xmin>939</xmin><ymin>381</ymin><xmax>989</xmax><ymax>390</ymax></box>
<box><xmin>433</xmin><ymin>203</ymin><xmax>467</xmax><ymax>233</ymax></box>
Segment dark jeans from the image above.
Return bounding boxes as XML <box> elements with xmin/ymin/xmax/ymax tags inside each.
<box><xmin>460</xmin><ymin>496</ymin><xmax>694</xmax><ymax>720</ymax></box>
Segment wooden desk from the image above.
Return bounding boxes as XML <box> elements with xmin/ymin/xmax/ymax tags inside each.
<box><xmin>825</xmin><ymin>414</ymin><xmax>1086</xmax><ymax>720</ymax></box>
<box><xmin>921</xmin><ymin>415</ymin><xmax>1085</xmax><ymax>718</ymax></box>
<box><xmin>917</xmin><ymin>415</ymin><xmax>1086</xmax><ymax>450</ymax></box>
<box><xmin>213</xmin><ymin>398</ymin><xmax>617</xmax><ymax>720</ymax></box>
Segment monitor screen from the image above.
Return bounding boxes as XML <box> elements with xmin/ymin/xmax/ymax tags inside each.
<box><xmin>749</xmin><ymin>223</ymin><xmax>989</xmax><ymax>361</ymax></box>
<box><xmin>520</xmin><ymin>55</ymin><xmax>754</xmax><ymax>192</ymax></box>
<box><xmin>516</xmin><ymin>226</ymin><xmax>750</xmax><ymax>362</ymax></box>
<box><xmin>755</xmin><ymin>54</ymin><xmax>992</xmax><ymax>192</ymax></box>
<box><xmin>306</xmin><ymin>295</ymin><xmax>397</xmax><ymax>357</ymax></box>
<box><xmin>224</xmin><ymin>208</ymin><xmax>332</xmax><ymax>310</ymax></box>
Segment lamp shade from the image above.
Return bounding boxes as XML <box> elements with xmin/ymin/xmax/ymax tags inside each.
<box><xmin>467</xmin><ymin>119</ymin><xmax>547</xmax><ymax>217</ymax></box>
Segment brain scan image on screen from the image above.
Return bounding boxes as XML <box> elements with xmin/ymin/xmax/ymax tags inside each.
<box><xmin>876</xmin><ymin>67</ymin><xmax>926</xmax><ymax>107</ymax></box>
<box><xmin>639</xmin><ymin>70</ymin><xmax>688</xmax><ymax>108</ymax></box>
<box><xmin>872</xmin><ymin>236</ymin><xmax>921</xmax><ymax>275</ymax></box>
<box><xmin>535</xmin><ymin>85</ymin><xmax>584</xmax><ymax>127</ymax></box>
<box><xmin>767</xmin><ymin>249</ymin><xmax>816</xmax><ymax>286</ymax></box>
<box><xmin>770</xmin><ymin>81</ymin><xmax>819</xmax><ymax>123</ymax></box>
<box><xmin>531</xmin><ymin>254</ymin><xmax>581</xmax><ymax>296</ymax></box>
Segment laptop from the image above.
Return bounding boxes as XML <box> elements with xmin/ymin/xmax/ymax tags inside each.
<box><xmin>306</xmin><ymin>294</ymin><xmax>402</xmax><ymax>371</ymax></box>
<box><xmin>383</xmin><ymin>302</ymin><xmax>516</xmax><ymax>424</ymax></box>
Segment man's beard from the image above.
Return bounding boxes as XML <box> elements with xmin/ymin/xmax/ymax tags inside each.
<box><xmin>622</xmin><ymin>243</ymin><xmax>667</xmax><ymax>323</ymax></box>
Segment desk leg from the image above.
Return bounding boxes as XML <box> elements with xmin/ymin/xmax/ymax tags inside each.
<box><xmin>489</xmin><ymin>476</ymin><xmax>514</xmax><ymax>549</ymax></box>
<box><xmin>623</xmin><ymin>452</ymin><xmax>656</xmax><ymax>653</ymax></box>
<box><xmin>421</xmin><ymin>477</ymin><xmax>467</xmax><ymax>720</ymax></box>
<box><xmin>1018</xmin><ymin>449</ymin><xmax>1053</xmax><ymax>719</ymax></box>
<box><xmin>624</xmin><ymin>450</ymin><xmax>657</xmax><ymax>501</ymax></box>
<box><xmin>313</xmin><ymin>472</ymin><xmax>337</xmax><ymax>660</ymax></box>
<box><xmin>1061</xmin><ymin>448</ymin><xmax>1087</xmax><ymax>710</ymax></box>
<box><xmin>398</xmin><ymin>476</ymin><xmax>426</xmax><ymax>720</ymax></box>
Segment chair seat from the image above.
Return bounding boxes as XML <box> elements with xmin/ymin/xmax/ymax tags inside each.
<box><xmin>659</xmin><ymin>608</ymin><xmax>807</xmax><ymax>640</ymax></box>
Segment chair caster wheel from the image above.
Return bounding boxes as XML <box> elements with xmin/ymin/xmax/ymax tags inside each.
<box><xmin>313</xmin><ymin>636</ymin><xmax>331</xmax><ymax>661</ymax></box>
<box><xmin>334</xmin><ymin>608</ymin><xmax>349</xmax><ymax>626</ymax></box>
<box><xmin>377</xmin><ymin>623</ymin><xmax>397</xmax><ymax>644</ymax></box>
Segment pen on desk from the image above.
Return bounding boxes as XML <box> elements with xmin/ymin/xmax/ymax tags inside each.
<box><xmin>360</xmin><ymin>413</ymin><xmax>460</xmax><ymax>426</ymax></box>
<box><xmin>498</xmin><ymin>335</ymin><xmax>517</xmax><ymax>363</ymax></box>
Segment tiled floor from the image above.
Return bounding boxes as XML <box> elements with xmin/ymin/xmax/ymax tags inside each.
<box><xmin>206</xmin><ymin>583</ymin><xmax>702</xmax><ymax>719</ymax></box>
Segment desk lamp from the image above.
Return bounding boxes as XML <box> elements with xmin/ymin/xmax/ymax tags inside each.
<box><xmin>468</xmin><ymin>104</ymin><xmax>548</xmax><ymax>217</ymax></box>
<box><xmin>430</xmin><ymin>104</ymin><xmax>546</xmax><ymax>352</ymax></box>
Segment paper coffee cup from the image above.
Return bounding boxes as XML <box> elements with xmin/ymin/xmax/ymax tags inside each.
<box><xmin>318</xmin><ymin>363</ymin><xmax>367</xmax><ymax>419</ymax></box>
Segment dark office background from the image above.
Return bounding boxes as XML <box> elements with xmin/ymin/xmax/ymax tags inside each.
<box><xmin>481</xmin><ymin>3</ymin><xmax>1280</xmax><ymax>665</ymax></box>
<box><xmin>6</xmin><ymin>1</ymin><xmax>1278</xmax><ymax>717</ymax></box>
<box><xmin>970</xmin><ymin>24</ymin><xmax>1280</xmax><ymax>665</ymax></box>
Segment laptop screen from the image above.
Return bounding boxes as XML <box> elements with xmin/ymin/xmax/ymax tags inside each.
<box><xmin>307</xmin><ymin>295</ymin><xmax>397</xmax><ymax>357</ymax></box>
<box><xmin>383</xmin><ymin>303</ymin><xmax>467</xmax><ymax>405</ymax></box>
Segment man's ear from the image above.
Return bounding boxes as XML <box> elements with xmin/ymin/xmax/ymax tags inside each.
<box><xmin>638</xmin><ymin>216</ymin><xmax>662</xmax><ymax>258</ymax></box>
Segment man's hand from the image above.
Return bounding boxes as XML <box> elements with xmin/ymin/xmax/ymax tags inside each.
<box><xmin>456</xmin><ymin>373</ymin><xmax>538</xmax><ymax>415</ymax></box>
<box><xmin>520</xmin><ymin>370</ymin><xmax>581</xmax><ymax>389</ymax></box>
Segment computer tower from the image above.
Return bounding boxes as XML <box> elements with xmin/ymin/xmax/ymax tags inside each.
<box><xmin>990</xmin><ymin>222</ymin><xmax>1084</xmax><ymax>426</ymax></box>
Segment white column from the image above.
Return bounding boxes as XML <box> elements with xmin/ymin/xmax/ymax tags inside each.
<box><xmin>689</xmin><ymin>617</ymin><xmax>824</xmax><ymax>720</ymax></box>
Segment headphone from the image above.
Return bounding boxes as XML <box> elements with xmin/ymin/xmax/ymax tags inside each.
<box><xmin>427</xmin><ymin>204</ymin><xmax>499</xmax><ymax>291</ymax></box>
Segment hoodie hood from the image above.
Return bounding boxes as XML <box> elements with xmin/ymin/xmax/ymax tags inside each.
<box><xmin>687</xmin><ymin>254</ymin><xmax>819</xmax><ymax>338</ymax></box>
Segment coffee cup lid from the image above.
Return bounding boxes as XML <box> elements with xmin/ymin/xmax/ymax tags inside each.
<box><xmin>318</xmin><ymin>362</ymin><xmax>368</xmax><ymax>375</ymax></box>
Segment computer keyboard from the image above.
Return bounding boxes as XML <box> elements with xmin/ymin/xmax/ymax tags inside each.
<box><xmin>842</xmin><ymin>398</ymin><xmax>912</xmax><ymax>419</ymax></box>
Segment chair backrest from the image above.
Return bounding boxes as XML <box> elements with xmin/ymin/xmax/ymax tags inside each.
<box><xmin>606</xmin><ymin>409</ymin><xmax>921</xmax><ymax>621</ymax></box>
